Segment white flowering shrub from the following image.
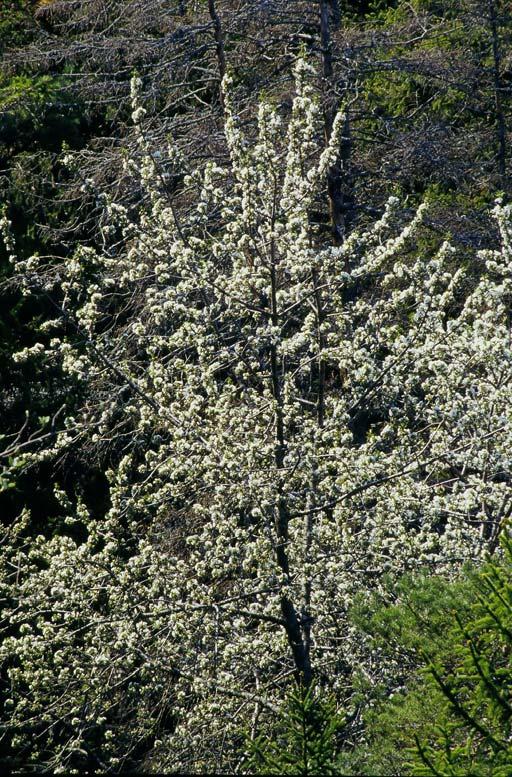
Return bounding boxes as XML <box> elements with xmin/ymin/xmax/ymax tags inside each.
<box><xmin>2</xmin><ymin>60</ymin><xmax>512</xmax><ymax>773</ymax></box>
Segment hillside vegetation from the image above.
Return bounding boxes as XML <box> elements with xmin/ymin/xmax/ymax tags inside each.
<box><xmin>1</xmin><ymin>2</ymin><xmax>511</xmax><ymax>774</ymax></box>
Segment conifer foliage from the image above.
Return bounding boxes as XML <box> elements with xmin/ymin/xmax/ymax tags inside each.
<box><xmin>411</xmin><ymin>532</ymin><xmax>512</xmax><ymax>776</ymax></box>
<box><xmin>246</xmin><ymin>684</ymin><xmax>343</xmax><ymax>776</ymax></box>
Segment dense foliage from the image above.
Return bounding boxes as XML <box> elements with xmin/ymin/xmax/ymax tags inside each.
<box><xmin>411</xmin><ymin>533</ymin><xmax>512</xmax><ymax>776</ymax></box>
<box><xmin>345</xmin><ymin>530</ymin><xmax>512</xmax><ymax>776</ymax></box>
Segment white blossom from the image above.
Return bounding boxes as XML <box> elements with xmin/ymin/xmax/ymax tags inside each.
<box><xmin>3</xmin><ymin>57</ymin><xmax>512</xmax><ymax>774</ymax></box>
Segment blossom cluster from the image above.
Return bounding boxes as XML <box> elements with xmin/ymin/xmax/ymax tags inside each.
<box><xmin>3</xmin><ymin>61</ymin><xmax>512</xmax><ymax>772</ymax></box>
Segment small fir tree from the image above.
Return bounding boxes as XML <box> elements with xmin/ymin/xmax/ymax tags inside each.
<box><xmin>246</xmin><ymin>684</ymin><xmax>344</xmax><ymax>776</ymax></box>
<box><xmin>411</xmin><ymin>531</ymin><xmax>512</xmax><ymax>776</ymax></box>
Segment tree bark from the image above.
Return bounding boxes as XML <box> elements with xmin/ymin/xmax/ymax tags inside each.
<box><xmin>488</xmin><ymin>0</ymin><xmax>507</xmax><ymax>183</ymax></box>
<box><xmin>269</xmin><ymin>227</ymin><xmax>313</xmax><ymax>688</ymax></box>
<box><xmin>208</xmin><ymin>0</ymin><xmax>227</xmax><ymax>108</ymax></box>
<box><xmin>319</xmin><ymin>0</ymin><xmax>353</xmax><ymax>244</ymax></box>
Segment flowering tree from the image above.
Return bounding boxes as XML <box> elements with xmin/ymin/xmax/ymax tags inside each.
<box><xmin>2</xmin><ymin>59</ymin><xmax>512</xmax><ymax>773</ymax></box>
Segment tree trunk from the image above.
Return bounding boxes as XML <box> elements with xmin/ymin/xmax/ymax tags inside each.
<box><xmin>319</xmin><ymin>0</ymin><xmax>353</xmax><ymax>244</ymax></box>
<box><xmin>208</xmin><ymin>0</ymin><xmax>227</xmax><ymax>108</ymax></box>
<box><xmin>488</xmin><ymin>0</ymin><xmax>507</xmax><ymax>183</ymax></box>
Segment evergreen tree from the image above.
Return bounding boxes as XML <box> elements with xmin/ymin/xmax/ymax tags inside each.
<box><xmin>411</xmin><ymin>531</ymin><xmax>512</xmax><ymax>776</ymax></box>
<box><xmin>347</xmin><ymin>531</ymin><xmax>512</xmax><ymax>776</ymax></box>
<box><xmin>246</xmin><ymin>684</ymin><xmax>344</xmax><ymax>776</ymax></box>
